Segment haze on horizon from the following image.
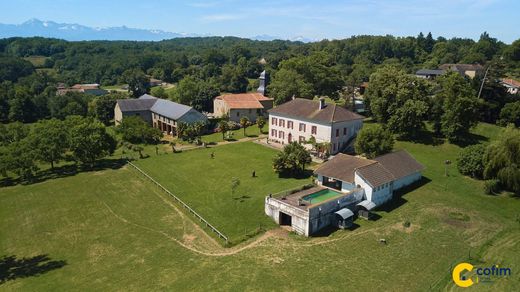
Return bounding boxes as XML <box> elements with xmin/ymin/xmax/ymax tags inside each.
<box><xmin>0</xmin><ymin>0</ymin><xmax>518</xmax><ymax>43</ymax></box>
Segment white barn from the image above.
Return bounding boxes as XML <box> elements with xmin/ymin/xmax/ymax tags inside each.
<box><xmin>268</xmin><ymin>98</ymin><xmax>364</xmax><ymax>154</ymax></box>
<box><xmin>314</xmin><ymin>150</ymin><xmax>424</xmax><ymax>207</ymax></box>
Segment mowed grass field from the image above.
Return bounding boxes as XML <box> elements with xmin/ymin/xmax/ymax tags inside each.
<box><xmin>132</xmin><ymin>142</ymin><xmax>311</xmax><ymax>243</ymax></box>
<box><xmin>1</xmin><ymin>123</ymin><xmax>519</xmax><ymax>290</ymax></box>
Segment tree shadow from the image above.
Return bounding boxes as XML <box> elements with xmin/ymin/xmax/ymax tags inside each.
<box><xmin>376</xmin><ymin>177</ymin><xmax>432</xmax><ymax>213</ymax></box>
<box><xmin>0</xmin><ymin>254</ymin><xmax>67</xmax><ymax>284</ymax></box>
<box><xmin>450</xmin><ymin>132</ymin><xmax>489</xmax><ymax>147</ymax></box>
<box><xmin>277</xmin><ymin>169</ymin><xmax>313</xmax><ymax>179</ymax></box>
<box><xmin>398</xmin><ymin>130</ymin><xmax>444</xmax><ymax>146</ymax></box>
<box><xmin>0</xmin><ymin>159</ymin><xmax>127</xmax><ymax>187</ymax></box>
<box><xmin>246</xmin><ymin>134</ymin><xmax>259</xmax><ymax>138</ymax></box>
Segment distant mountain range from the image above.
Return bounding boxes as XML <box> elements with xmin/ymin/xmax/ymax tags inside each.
<box><xmin>0</xmin><ymin>19</ymin><xmax>315</xmax><ymax>42</ymax></box>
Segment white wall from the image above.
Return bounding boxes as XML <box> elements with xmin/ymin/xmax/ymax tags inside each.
<box><xmin>393</xmin><ymin>172</ymin><xmax>422</xmax><ymax>190</ymax></box>
<box><xmin>268</xmin><ymin>113</ymin><xmax>363</xmax><ymax>154</ymax></box>
<box><xmin>354</xmin><ymin>172</ymin><xmax>393</xmax><ymax>206</ymax></box>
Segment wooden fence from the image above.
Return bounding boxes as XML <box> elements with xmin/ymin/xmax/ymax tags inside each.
<box><xmin>127</xmin><ymin>161</ymin><xmax>229</xmax><ymax>243</ymax></box>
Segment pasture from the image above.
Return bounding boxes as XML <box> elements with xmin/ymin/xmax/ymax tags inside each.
<box><xmin>1</xmin><ymin>123</ymin><xmax>519</xmax><ymax>290</ymax></box>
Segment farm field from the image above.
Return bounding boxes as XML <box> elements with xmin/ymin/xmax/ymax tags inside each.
<box><xmin>1</xmin><ymin>123</ymin><xmax>519</xmax><ymax>290</ymax></box>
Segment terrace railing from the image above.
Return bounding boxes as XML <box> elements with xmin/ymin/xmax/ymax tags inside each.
<box><xmin>127</xmin><ymin>161</ymin><xmax>229</xmax><ymax>244</ymax></box>
<box><xmin>270</xmin><ymin>183</ymin><xmax>316</xmax><ymax>199</ymax></box>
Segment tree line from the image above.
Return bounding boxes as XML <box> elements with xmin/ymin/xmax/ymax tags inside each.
<box><xmin>1</xmin><ymin>32</ymin><xmax>519</xmax><ymax>122</ymax></box>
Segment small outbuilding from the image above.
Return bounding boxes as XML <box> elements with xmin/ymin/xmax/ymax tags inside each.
<box><xmin>335</xmin><ymin>208</ymin><xmax>355</xmax><ymax>229</ymax></box>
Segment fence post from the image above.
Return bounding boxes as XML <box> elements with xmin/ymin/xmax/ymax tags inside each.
<box><xmin>127</xmin><ymin>160</ymin><xmax>229</xmax><ymax>243</ymax></box>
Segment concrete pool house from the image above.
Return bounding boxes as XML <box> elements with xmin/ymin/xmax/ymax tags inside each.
<box><xmin>265</xmin><ymin>150</ymin><xmax>424</xmax><ymax>236</ymax></box>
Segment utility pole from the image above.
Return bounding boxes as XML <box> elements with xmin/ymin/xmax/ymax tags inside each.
<box><xmin>477</xmin><ymin>65</ymin><xmax>491</xmax><ymax>99</ymax></box>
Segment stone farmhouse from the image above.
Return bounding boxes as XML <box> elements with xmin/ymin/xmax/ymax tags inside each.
<box><xmin>268</xmin><ymin>98</ymin><xmax>364</xmax><ymax>154</ymax></box>
<box><xmin>213</xmin><ymin>93</ymin><xmax>273</xmax><ymax>122</ymax></box>
<box><xmin>213</xmin><ymin>70</ymin><xmax>273</xmax><ymax>122</ymax></box>
<box><xmin>265</xmin><ymin>150</ymin><xmax>424</xmax><ymax>236</ymax></box>
<box><xmin>439</xmin><ymin>63</ymin><xmax>483</xmax><ymax>79</ymax></box>
<box><xmin>114</xmin><ymin>94</ymin><xmax>208</xmax><ymax>135</ymax></box>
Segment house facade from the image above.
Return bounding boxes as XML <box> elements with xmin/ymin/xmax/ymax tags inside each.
<box><xmin>114</xmin><ymin>94</ymin><xmax>208</xmax><ymax>135</ymax></box>
<box><xmin>213</xmin><ymin>92</ymin><xmax>273</xmax><ymax>122</ymax></box>
<box><xmin>439</xmin><ymin>63</ymin><xmax>483</xmax><ymax>79</ymax></box>
<box><xmin>268</xmin><ymin>98</ymin><xmax>364</xmax><ymax>154</ymax></box>
<box><xmin>265</xmin><ymin>150</ymin><xmax>424</xmax><ymax>236</ymax></box>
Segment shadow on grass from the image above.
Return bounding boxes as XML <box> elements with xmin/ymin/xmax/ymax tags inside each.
<box><xmin>0</xmin><ymin>159</ymin><xmax>127</xmax><ymax>187</ymax></box>
<box><xmin>277</xmin><ymin>169</ymin><xmax>313</xmax><ymax>179</ymax></box>
<box><xmin>233</xmin><ymin>195</ymin><xmax>251</xmax><ymax>202</ymax></box>
<box><xmin>0</xmin><ymin>254</ymin><xmax>67</xmax><ymax>284</ymax></box>
<box><xmin>450</xmin><ymin>132</ymin><xmax>489</xmax><ymax>147</ymax></box>
<box><xmin>377</xmin><ymin>176</ymin><xmax>432</xmax><ymax>213</ymax></box>
<box><xmin>398</xmin><ymin>130</ymin><xmax>445</xmax><ymax>146</ymax></box>
<box><xmin>246</xmin><ymin>134</ymin><xmax>259</xmax><ymax>138</ymax></box>
<box><xmin>311</xmin><ymin>223</ymin><xmax>361</xmax><ymax>237</ymax></box>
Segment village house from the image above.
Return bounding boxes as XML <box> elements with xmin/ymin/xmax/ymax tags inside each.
<box><xmin>213</xmin><ymin>93</ymin><xmax>273</xmax><ymax>122</ymax></box>
<box><xmin>439</xmin><ymin>63</ymin><xmax>483</xmax><ymax>79</ymax></box>
<box><xmin>415</xmin><ymin>69</ymin><xmax>446</xmax><ymax>79</ymax></box>
<box><xmin>268</xmin><ymin>98</ymin><xmax>364</xmax><ymax>154</ymax></box>
<box><xmin>114</xmin><ymin>94</ymin><xmax>208</xmax><ymax>135</ymax></box>
<box><xmin>265</xmin><ymin>150</ymin><xmax>424</xmax><ymax>236</ymax></box>
<box><xmin>57</xmin><ymin>83</ymin><xmax>107</xmax><ymax>96</ymax></box>
<box><xmin>213</xmin><ymin>70</ymin><xmax>273</xmax><ymax>122</ymax></box>
<box><xmin>500</xmin><ymin>78</ymin><xmax>520</xmax><ymax>95</ymax></box>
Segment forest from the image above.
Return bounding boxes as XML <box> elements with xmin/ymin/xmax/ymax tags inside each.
<box><xmin>0</xmin><ymin>32</ymin><xmax>519</xmax><ymax>125</ymax></box>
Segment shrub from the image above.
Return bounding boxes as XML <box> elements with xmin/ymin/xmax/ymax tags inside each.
<box><xmin>484</xmin><ymin>179</ymin><xmax>500</xmax><ymax>195</ymax></box>
<box><xmin>403</xmin><ymin>221</ymin><xmax>411</xmax><ymax>228</ymax></box>
<box><xmin>498</xmin><ymin>101</ymin><xmax>520</xmax><ymax>127</ymax></box>
<box><xmin>457</xmin><ymin>144</ymin><xmax>485</xmax><ymax>179</ymax></box>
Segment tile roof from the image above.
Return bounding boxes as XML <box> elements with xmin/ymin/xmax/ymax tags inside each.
<box><xmin>314</xmin><ymin>154</ymin><xmax>376</xmax><ymax>183</ymax></box>
<box><xmin>314</xmin><ymin>150</ymin><xmax>424</xmax><ymax>188</ymax></box>
<box><xmin>356</xmin><ymin>163</ymin><xmax>395</xmax><ymax>187</ymax></box>
<box><xmin>439</xmin><ymin>64</ymin><xmax>483</xmax><ymax>72</ymax></box>
<box><xmin>268</xmin><ymin>98</ymin><xmax>364</xmax><ymax>124</ymax></box>
<box><xmin>116</xmin><ymin>98</ymin><xmax>157</xmax><ymax>111</ymax></box>
<box><xmin>501</xmin><ymin>78</ymin><xmax>520</xmax><ymax>88</ymax></box>
<box><xmin>216</xmin><ymin>93</ymin><xmax>272</xmax><ymax>109</ymax></box>
<box><xmin>374</xmin><ymin>150</ymin><xmax>425</xmax><ymax>180</ymax></box>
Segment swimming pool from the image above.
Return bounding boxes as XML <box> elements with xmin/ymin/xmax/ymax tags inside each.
<box><xmin>302</xmin><ymin>188</ymin><xmax>343</xmax><ymax>204</ymax></box>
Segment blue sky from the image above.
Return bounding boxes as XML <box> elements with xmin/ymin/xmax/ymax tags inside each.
<box><xmin>0</xmin><ymin>0</ymin><xmax>518</xmax><ymax>42</ymax></box>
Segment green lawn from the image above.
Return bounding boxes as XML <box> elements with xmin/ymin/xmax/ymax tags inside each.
<box><xmin>201</xmin><ymin>125</ymin><xmax>266</xmax><ymax>144</ymax></box>
<box><xmin>1</xmin><ymin>122</ymin><xmax>519</xmax><ymax>290</ymax></box>
<box><xmin>132</xmin><ymin>142</ymin><xmax>311</xmax><ymax>243</ymax></box>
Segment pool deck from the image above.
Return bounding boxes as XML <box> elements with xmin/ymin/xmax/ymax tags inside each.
<box><xmin>274</xmin><ymin>186</ymin><xmax>349</xmax><ymax>210</ymax></box>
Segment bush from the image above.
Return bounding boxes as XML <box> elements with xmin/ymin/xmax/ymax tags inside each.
<box><xmin>457</xmin><ymin>144</ymin><xmax>485</xmax><ymax>179</ymax></box>
<box><xmin>484</xmin><ymin>179</ymin><xmax>500</xmax><ymax>195</ymax></box>
<box><xmin>498</xmin><ymin>101</ymin><xmax>520</xmax><ymax>127</ymax></box>
<box><xmin>117</xmin><ymin>116</ymin><xmax>163</xmax><ymax>144</ymax></box>
<box><xmin>355</xmin><ymin>124</ymin><xmax>394</xmax><ymax>158</ymax></box>
<box><xmin>402</xmin><ymin>221</ymin><xmax>411</xmax><ymax>228</ymax></box>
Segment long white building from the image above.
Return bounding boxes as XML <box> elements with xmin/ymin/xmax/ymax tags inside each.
<box><xmin>267</xmin><ymin>98</ymin><xmax>364</xmax><ymax>154</ymax></box>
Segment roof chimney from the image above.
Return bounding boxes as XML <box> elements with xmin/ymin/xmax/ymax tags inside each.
<box><xmin>319</xmin><ymin>97</ymin><xmax>326</xmax><ymax>110</ymax></box>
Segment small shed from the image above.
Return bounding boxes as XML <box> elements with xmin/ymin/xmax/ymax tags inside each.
<box><xmin>334</xmin><ymin>208</ymin><xmax>354</xmax><ymax>229</ymax></box>
<box><xmin>356</xmin><ymin>200</ymin><xmax>376</xmax><ymax>220</ymax></box>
